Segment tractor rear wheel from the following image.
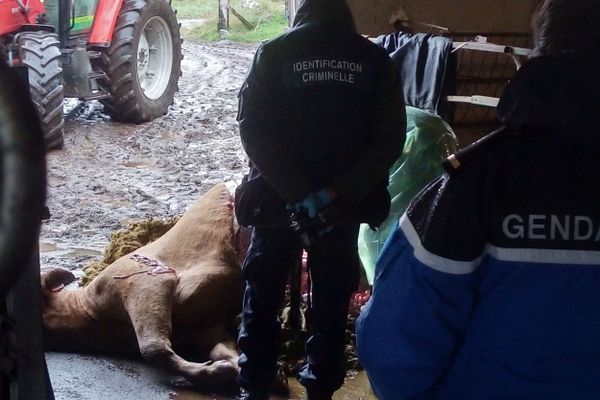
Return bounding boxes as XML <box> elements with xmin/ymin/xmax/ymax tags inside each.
<box><xmin>17</xmin><ymin>31</ymin><xmax>65</xmax><ymax>150</ymax></box>
<box><xmin>95</xmin><ymin>0</ymin><xmax>182</xmax><ymax>123</ymax></box>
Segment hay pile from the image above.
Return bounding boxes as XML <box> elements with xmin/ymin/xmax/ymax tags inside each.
<box><xmin>81</xmin><ymin>217</ymin><xmax>180</xmax><ymax>286</ymax></box>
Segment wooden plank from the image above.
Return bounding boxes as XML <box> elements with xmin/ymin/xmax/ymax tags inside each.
<box><xmin>229</xmin><ymin>6</ymin><xmax>255</xmax><ymax>30</ymax></box>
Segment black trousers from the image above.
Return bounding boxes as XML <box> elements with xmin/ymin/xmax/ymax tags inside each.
<box><xmin>237</xmin><ymin>224</ymin><xmax>360</xmax><ymax>396</ymax></box>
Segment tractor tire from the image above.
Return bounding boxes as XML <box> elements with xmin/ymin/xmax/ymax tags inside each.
<box><xmin>17</xmin><ymin>31</ymin><xmax>65</xmax><ymax>151</ymax></box>
<box><xmin>95</xmin><ymin>0</ymin><xmax>182</xmax><ymax>123</ymax></box>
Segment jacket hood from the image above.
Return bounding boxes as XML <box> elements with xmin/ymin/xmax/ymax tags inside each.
<box><xmin>292</xmin><ymin>0</ymin><xmax>356</xmax><ymax>31</ymax></box>
<box><xmin>497</xmin><ymin>50</ymin><xmax>600</xmax><ymax>136</ymax></box>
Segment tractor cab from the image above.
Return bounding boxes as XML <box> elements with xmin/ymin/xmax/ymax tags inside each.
<box><xmin>44</xmin><ymin>0</ymin><xmax>97</xmax><ymax>38</ymax></box>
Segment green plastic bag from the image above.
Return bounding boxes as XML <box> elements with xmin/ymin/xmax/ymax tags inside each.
<box><xmin>358</xmin><ymin>106</ymin><xmax>459</xmax><ymax>284</ymax></box>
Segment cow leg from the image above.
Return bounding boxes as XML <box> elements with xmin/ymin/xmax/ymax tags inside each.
<box><xmin>178</xmin><ymin>324</ymin><xmax>240</xmax><ymax>366</ymax></box>
<box><xmin>123</xmin><ymin>279</ymin><xmax>238</xmax><ymax>390</ymax></box>
<box><xmin>184</xmin><ymin>325</ymin><xmax>293</xmax><ymax>397</ymax></box>
<box><xmin>209</xmin><ymin>340</ymin><xmax>239</xmax><ymax>365</ymax></box>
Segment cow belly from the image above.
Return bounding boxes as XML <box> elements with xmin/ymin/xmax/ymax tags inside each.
<box><xmin>173</xmin><ymin>269</ymin><xmax>243</xmax><ymax>326</ymax></box>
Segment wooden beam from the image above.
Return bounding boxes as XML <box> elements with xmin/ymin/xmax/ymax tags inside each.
<box><xmin>229</xmin><ymin>6</ymin><xmax>256</xmax><ymax>30</ymax></box>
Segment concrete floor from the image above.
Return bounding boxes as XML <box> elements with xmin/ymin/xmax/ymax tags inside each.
<box><xmin>46</xmin><ymin>352</ymin><xmax>184</xmax><ymax>400</ymax></box>
<box><xmin>45</xmin><ymin>352</ymin><xmax>375</xmax><ymax>400</ymax></box>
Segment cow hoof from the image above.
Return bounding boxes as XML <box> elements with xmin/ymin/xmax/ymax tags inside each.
<box><xmin>211</xmin><ymin>359</ymin><xmax>239</xmax><ymax>382</ymax></box>
<box><xmin>188</xmin><ymin>359</ymin><xmax>239</xmax><ymax>393</ymax></box>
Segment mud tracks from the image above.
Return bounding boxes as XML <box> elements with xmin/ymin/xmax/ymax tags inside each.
<box><xmin>41</xmin><ymin>40</ymin><xmax>257</xmax><ymax>272</ymax></box>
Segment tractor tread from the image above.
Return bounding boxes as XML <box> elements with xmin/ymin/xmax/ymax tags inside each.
<box><xmin>17</xmin><ymin>31</ymin><xmax>64</xmax><ymax>150</ymax></box>
<box><xmin>93</xmin><ymin>0</ymin><xmax>182</xmax><ymax>123</ymax></box>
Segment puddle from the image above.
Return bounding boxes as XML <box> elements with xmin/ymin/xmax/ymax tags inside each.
<box><xmin>169</xmin><ymin>372</ymin><xmax>375</xmax><ymax>400</ymax></box>
<box><xmin>40</xmin><ymin>242</ymin><xmax>58</xmax><ymax>252</ymax></box>
<box><xmin>67</xmin><ymin>248</ymin><xmax>103</xmax><ymax>257</ymax></box>
<box><xmin>40</xmin><ymin>243</ymin><xmax>101</xmax><ymax>257</ymax></box>
<box><xmin>288</xmin><ymin>372</ymin><xmax>376</xmax><ymax>400</ymax></box>
<box><xmin>122</xmin><ymin>161</ymin><xmax>154</xmax><ymax>169</ymax></box>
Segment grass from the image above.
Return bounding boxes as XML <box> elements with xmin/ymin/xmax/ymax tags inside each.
<box><xmin>172</xmin><ymin>0</ymin><xmax>215</xmax><ymax>18</ymax></box>
<box><xmin>173</xmin><ymin>0</ymin><xmax>289</xmax><ymax>42</ymax></box>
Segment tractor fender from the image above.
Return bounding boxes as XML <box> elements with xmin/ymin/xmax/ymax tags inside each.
<box><xmin>0</xmin><ymin>0</ymin><xmax>45</xmax><ymax>36</ymax></box>
<box><xmin>88</xmin><ymin>0</ymin><xmax>124</xmax><ymax>47</ymax></box>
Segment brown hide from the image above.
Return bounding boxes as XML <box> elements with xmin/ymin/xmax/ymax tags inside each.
<box><xmin>41</xmin><ymin>183</ymin><xmax>245</xmax><ymax>391</ymax></box>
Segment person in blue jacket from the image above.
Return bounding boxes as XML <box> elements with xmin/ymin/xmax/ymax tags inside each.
<box><xmin>234</xmin><ymin>0</ymin><xmax>406</xmax><ymax>399</ymax></box>
<box><xmin>356</xmin><ymin>0</ymin><xmax>600</xmax><ymax>399</ymax></box>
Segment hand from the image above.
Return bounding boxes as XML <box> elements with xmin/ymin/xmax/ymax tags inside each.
<box><xmin>296</xmin><ymin>187</ymin><xmax>336</xmax><ymax>218</ymax></box>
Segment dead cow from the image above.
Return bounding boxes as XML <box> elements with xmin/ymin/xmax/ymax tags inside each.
<box><xmin>41</xmin><ymin>183</ymin><xmax>245</xmax><ymax>391</ymax></box>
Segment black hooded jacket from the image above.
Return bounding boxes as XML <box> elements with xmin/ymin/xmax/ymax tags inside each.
<box><xmin>413</xmin><ymin>49</ymin><xmax>600</xmax><ymax>264</ymax></box>
<box><xmin>497</xmin><ymin>50</ymin><xmax>600</xmax><ymax>141</ymax></box>
<box><xmin>236</xmin><ymin>0</ymin><xmax>406</xmax><ymax>226</ymax></box>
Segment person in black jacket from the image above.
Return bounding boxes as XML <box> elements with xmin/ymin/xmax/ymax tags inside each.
<box><xmin>234</xmin><ymin>0</ymin><xmax>406</xmax><ymax>398</ymax></box>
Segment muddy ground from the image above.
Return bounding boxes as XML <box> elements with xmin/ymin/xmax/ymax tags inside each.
<box><xmin>41</xmin><ymin>39</ymin><xmax>257</xmax><ymax>273</ymax></box>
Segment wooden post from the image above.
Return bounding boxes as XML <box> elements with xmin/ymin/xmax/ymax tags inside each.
<box><xmin>218</xmin><ymin>0</ymin><xmax>230</xmax><ymax>31</ymax></box>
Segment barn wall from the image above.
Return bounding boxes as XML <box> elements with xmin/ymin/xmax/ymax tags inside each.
<box><xmin>346</xmin><ymin>0</ymin><xmax>539</xmax><ymax>36</ymax></box>
<box><xmin>342</xmin><ymin>0</ymin><xmax>540</xmax><ymax>146</ymax></box>
<box><xmin>286</xmin><ymin>0</ymin><xmax>540</xmax><ymax>146</ymax></box>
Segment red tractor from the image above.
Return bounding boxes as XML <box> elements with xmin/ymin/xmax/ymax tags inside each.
<box><xmin>0</xmin><ymin>0</ymin><xmax>182</xmax><ymax>149</ymax></box>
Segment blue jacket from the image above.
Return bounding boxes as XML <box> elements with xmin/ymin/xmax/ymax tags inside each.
<box><xmin>356</xmin><ymin>49</ymin><xmax>600</xmax><ymax>400</ymax></box>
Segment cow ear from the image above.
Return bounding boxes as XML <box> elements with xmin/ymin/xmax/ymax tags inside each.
<box><xmin>40</xmin><ymin>268</ymin><xmax>77</xmax><ymax>294</ymax></box>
